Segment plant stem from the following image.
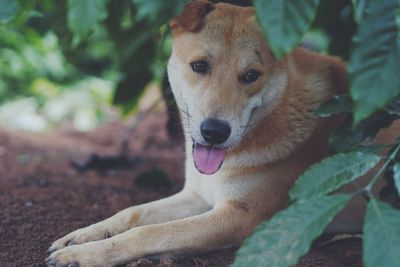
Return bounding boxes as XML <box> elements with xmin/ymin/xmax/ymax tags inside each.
<box><xmin>364</xmin><ymin>142</ymin><xmax>400</xmax><ymax>196</ymax></box>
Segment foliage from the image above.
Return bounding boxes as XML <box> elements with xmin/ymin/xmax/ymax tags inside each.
<box><xmin>363</xmin><ymin>198</ymin><xmax>400</xmax><ymax>267</ymax></box>
<box><xmin>233</xmin><ymin>0</ymin><xmax>400</xmax><ymax>266</ymax></box>
<box><xmin>0</xmin><ymin>0</ymin><xmax>185</xmax><ymax>119</ymax></box>
<box><xmin>67</xmin><ymin>0</ymin><xmax>108</xmax><ymax>43</ymax></box>
<box><xmin>133</xmin><ymin>0</ymin><xmax>185</xmax><ymax>26</ymax></box>
<box><xmin>0</xmin><ymin>28</ymin><xmax>71</xmax><ymax>103</ymax></box>
<box><xmin>290</xmin><ymin>151</ymin><xmax>380</xmax><ymax>200</ymax></box>
<box><xmin>0</xmin><ymin>0</ymin><xmax>20</xmax><ymax>23</ymax></box>
<box><xmin>253</xmin><ymin>0</ymin><xmax>319</xmax><ymax>59</ymax></box>
<box><xmin>0</xmin><ymin>0</ymin><xmax>186</xmax><ymax>132</ymax></box>
<box><xmin>348</xmin><ymin>0</ymin><xmax>400</xmax><ymax>124</ymax></box>
<box><xmin>232</xmin><ymin>195</ymin><xmax>351</xmax><ymax>267</ymax></box>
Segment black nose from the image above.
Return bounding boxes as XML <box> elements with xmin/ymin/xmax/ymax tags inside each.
<box><xmin>200</xmin><ymin>118</ymin><xmax>231</xmax><ymax>145</ymax></box>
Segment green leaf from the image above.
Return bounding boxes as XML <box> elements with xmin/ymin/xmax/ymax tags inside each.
<box><xmin>67</xmin><ymin>0</ymin><xmax>108</xmax><ymax>39</ymax></box>
<box><xmin>349</xmin><ymin>0</ymin><xmax>400</xmax><ymax>124</ymax></box>
<box><xmin>232</xmin><ymin>195</ymin><xmax>351</xmax><ymax>267</ymax></box>
<box><xmin>0</xmin><ymin>0</ymin><xmax>20</xmax><ymax>23</ymax></box>
<box><xmin>394</xmin><ymin>163</ymin><xmax>400</xmax><ymax>195</ymax></box>
<box><xmin>254</xmin><ymin>0</ymin><xmax>319</xmax><ymax>59</ymax></box>
<box><xmin>132</xmin><ymin>0</ymin><xmax>185</xmax><ymax>27</ymax></box>
<box><xmin>363</xmin><ymin>198</ymin><xmax>400</xmax><ymax>267</ymax></box>
<box><xmin>290</xmin><ymin>151</ymin><xmax>380</xmax><ymax>200</ymax></box>
<box><xmin>315</xmin><ymin>94</ymin><xmax>352</xmax><ymax>117</ymax></box>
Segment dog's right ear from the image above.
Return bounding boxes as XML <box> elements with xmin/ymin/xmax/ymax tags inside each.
<box><xmin>169</xmin><ymin>0</ymin><xmax>215</xmax><ymax>34</ymax></box>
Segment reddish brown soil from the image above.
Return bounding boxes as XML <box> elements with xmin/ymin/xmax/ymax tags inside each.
<box><xmin>0</xmin><ymin>112</ymin><xmax>361</xmax><ymax>267</ymax></box>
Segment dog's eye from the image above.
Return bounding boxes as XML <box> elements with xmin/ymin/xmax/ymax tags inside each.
<box><xmin>190</xmin><ymin>61</ymin><xmax>209</xmax><ymax>74</ymax></box>
<box><xmin>241</xmin><ymin>70</ymin><xmax>261</xmax><ymax>84</ymax></box>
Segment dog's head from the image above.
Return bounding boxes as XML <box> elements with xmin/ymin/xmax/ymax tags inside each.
<box><xmin>167</xmin><ymin>0</ymin><xmax>288</xmax><ymax>175</ymax></box>
<box><xmin>168</xmin><ymin>0</ymin><xmax>286</xmax><ymax>174</ymax></box>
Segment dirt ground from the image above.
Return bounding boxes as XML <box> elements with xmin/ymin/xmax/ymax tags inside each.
<box><xmin>0</xmin><ymin>111</ymin><xmax>362</xmax><ymax>267</ymax></box>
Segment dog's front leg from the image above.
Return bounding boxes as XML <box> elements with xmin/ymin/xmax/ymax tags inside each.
<box><xmin>46</xmin><ymin>201</ymin><xmax>259</xmax><ymax>267</ymax></box>
<box><xmin>48</xmin><ymin>189</ymin><xmax>210</xmax><ymax>252</ymax></box>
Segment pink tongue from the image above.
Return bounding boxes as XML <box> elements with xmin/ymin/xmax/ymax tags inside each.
<box><xmin>193</xmin><ymin>143</ymin><xmax>226</xmax><ymax>175</ymax></box>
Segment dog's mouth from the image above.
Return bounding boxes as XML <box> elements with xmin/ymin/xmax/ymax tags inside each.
<box><xmin>192</xmin><ymin>142</ymin><xmax>227</xmax><ymax>175</ymax></box>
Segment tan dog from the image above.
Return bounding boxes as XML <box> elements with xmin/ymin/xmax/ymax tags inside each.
<box><xmin>46</xmin><ymin>1</ymin><xmax>353</xmax><ymax>266</ymax></box>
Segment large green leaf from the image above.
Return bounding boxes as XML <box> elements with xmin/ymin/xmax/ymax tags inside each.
<box><xmin>394</xmin><ymin>163</ymin><xmax>400</xmax><ymax>195</ymax></box>
<box><xmin>363</xmin><ymin>198</ymin><xmax>400</xmax><ymax>267</ymax></box>
<box><xmin>349</xmin><ymin>0</ymin><xmax>400</xmax><ymax>124</ymax></box>
<box><xmin>254</xmin><ymin>0</ymin><xmax>319</xmax><ymax>59</ymax></box>
<box><xmin>0</xmin><ymin>0</ymin><xmax>20</xmax><ymax>23</ymax></box>
<box><xmin>232</xmin><ymin>195</ymin><xmax>351</xmax><ymax>267</ymax></box>
<box><xmin>290</xmin><ymin>151</ymin><xmax>380</xmax><ymax>200</ymax></box>
<box><xmin>67</xmin><ymin>0</ymin><xmax>108</xmax><ymax>39</ymax></box>
<box><xmin>132</xmin><ymin>0</ymin><xmax>185</xmax><ymax>27</ymax></box>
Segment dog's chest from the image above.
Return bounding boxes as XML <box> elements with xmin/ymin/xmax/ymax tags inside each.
<box><xmin>185</xmin><ymin>158</ymin><xmax>270</xmax><ymax>207</ymax></box>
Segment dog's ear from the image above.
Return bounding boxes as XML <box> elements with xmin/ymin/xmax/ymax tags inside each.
<box><xmin>170</xmin><ymin>0</ymin><xmax>215</xmax><ymax>34</ymax></box>
<box><xmin>325</xmin><ymin>57</ymin><xmax>348</xmax><ymax>95</ymax></box>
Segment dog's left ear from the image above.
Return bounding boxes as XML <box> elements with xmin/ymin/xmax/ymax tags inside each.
<box><xmin>169</xmin><ymin>0</ymin><xmax>215</xmax><ymax>34</ymax></box>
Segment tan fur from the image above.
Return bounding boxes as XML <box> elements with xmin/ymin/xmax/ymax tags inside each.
<box><xmin>46</xmin><ymin>1</ymin><xmax>397</xmax><ymax>266</ymax></box>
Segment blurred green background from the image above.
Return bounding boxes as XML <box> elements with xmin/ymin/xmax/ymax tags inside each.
<box><xmin>0</xmin><ymin>0</ymin><xmax>397</xmax><ymax>132</ymax></box>
<box><xmin>0</xmin><ymin>0</ymin><xmax>179</xmax><ymax>132</ymax></box>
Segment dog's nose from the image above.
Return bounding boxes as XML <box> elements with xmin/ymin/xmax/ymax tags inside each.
<box><xmin>200</xmin><ymin>118</ymin><xmax>231</xmax><ymax>145</ymax></box>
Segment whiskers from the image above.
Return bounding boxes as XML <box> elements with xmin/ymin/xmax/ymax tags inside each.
<box><xmin>166</xmin><ymin>106</ymin><xmax>194</xmax><ymax>137</ymax></box>
<box><xmin>179</xmin><ymin>108</ymin><xmax>193</xmax><ymax>119</ymax></box>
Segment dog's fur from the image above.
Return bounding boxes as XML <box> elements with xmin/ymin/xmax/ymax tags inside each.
<box><xmin>46</xmin><ymin>1</ymin><xmax>398</xmax><ymax>266</ymax></box>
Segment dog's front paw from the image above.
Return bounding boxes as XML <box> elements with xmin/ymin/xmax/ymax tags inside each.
<box><xmin>48</xmin><ymin>226</ymin><xmax>109</xmax><ymax>253</ymax></box>
<box><xmin>46</xmin><ymin>242</ymin><xmax>110</xmax><ymax>267</ymax></box>
<box><xmin>46</xmin><ymin>246</ymin><xmax>82</xmax><ymax>267</ymax></box>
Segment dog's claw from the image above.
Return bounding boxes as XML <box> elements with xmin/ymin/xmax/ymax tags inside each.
<box><xmin>45</xmin><ymin>257</ymin><xmax>57</xmax><ymax>266</ymax></box>
<box><xmin>47</xmin><ymin>247</ymin><xmax>57</xmax><ymax>253</ymax></box>
<box><xmin>45</xmin><ymin>256</ymin><xmax>79</xmax><ymax>267</ymax></box>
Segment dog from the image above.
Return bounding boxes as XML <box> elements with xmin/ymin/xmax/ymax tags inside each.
<box><xmin>46</xmin><ymin>1</ymin><xmax>378</xmax><ymax>266</ymax></box>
